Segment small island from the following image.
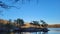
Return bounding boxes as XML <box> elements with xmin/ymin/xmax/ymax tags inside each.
<box><xmin>0</xmin><ymin>18</ymin><xmax>49</xmax><ymax>32</ymax></box>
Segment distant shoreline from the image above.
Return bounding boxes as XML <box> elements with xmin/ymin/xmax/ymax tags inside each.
<box><xmin>48</xmin><ymin>24</ymin><xmax>60</xmax><ymax>28</ymax></box>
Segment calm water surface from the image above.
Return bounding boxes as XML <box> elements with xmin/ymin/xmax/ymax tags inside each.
<box><xmin>11</xmin><ymin>28</ymin><xmax>60</xmax><ymax>34</ymax></box>
<box><xmin>1</xmin><ymin>28</ymin><xmax>60</xmax><ymax>34</ymax></box>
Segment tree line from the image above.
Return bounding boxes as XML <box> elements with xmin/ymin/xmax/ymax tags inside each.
<box><xmin>0</xmin><ymin>18</ymin><xmax>48</xmax><ymax>29</ymax></box>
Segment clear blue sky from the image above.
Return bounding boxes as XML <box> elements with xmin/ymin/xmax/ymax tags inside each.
<box><xmin>0</xmin><ymin>0</ymin><xmax>60</xmax><ymax>24</ymax></box>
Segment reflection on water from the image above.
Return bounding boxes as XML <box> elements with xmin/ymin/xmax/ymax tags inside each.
<box><xmin>42</xmin><ymin>32</ymin><xmax>48</xmax><ymax>34</ymax></box>
<box><xmin>1</xmin><ymin>28</ymin><xmax>60</xmax><ymax>34</ymax></box>
<box><xmin>10</xmin><ymin>30</ymin><xmax>60</xmax><ymax>34</ymax></box>
<box><xmin>11</xmin><ymin>32</ymin><xmax>48</xmax><ymax>34</ymax></box>
<box><xmin>1</xmin><ymin>31</ymin><xmax>60</xmax><ymax>34</ymax></box>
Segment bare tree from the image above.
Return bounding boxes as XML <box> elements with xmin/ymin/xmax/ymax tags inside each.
<box><xmin>0</xmin><ymin>0</ymin><xmax>39</xmax><ymax>9</ymax></box>
<box><xmin>15</xmin><ymin>0</ymin><xmax>20</xmax><ymax>2</ymax></box>
<box><xmin>0</xmin><ymin>1</ymin><xmax>18</xmax><ymax>9</ymax></box>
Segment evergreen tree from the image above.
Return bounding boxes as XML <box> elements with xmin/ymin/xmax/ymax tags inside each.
<box><xmin>17</xmin><ymin>18</ymin><xmax>24</xmax><ymax>26</ymax></box>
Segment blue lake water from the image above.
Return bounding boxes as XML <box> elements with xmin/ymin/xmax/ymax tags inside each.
<box><xmin>15</xmin><ymin>28</ymin><xmax>60</xmax><ymax>34</ymax></box>
<box><xmin>1</xmin><ymin>28</ymin><xmax>60</xmax><ymax>34</ymax></box>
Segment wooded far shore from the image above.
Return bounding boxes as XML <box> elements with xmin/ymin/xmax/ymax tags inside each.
<box><xmin>0</xmin><ymin>19</ymin><xmax>60</xmax><ymax>28</ymax></box>
<box><xmin>48</xmin><ymin>24</ymin><xmax>60</xmax><ymax>28</ymax></box>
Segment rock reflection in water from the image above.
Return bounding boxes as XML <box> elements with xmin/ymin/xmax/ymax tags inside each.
<box><xmin>12</xmin><ymin>32</ymin><xmax>48</xmax><ymax>34</ymax></box>
<box><xmin>10</xmin><ymin>32</ymin><xmax>48</xmax><ymax>34</ymax></box>
<box><xmin>42</xmin><ymin>32</ymin><xmax>48</xmax><ymax>34</ymax></box>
